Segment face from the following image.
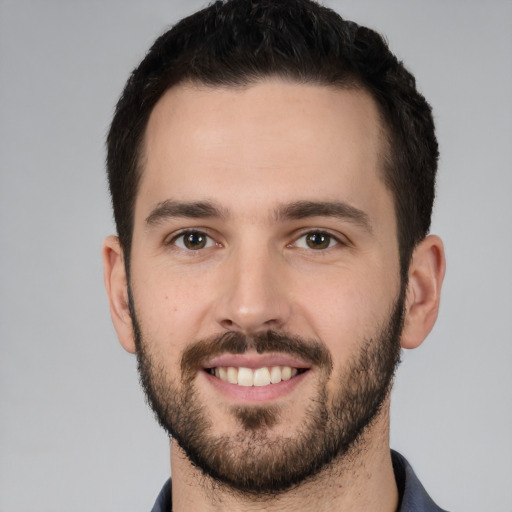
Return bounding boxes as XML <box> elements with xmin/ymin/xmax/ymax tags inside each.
<box><xmin>127</xmin><ymin>81</ymin><xmax>404</xmax><ymax>492</ymax></box>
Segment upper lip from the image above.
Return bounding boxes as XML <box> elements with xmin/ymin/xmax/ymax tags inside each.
<box><xmin>204</xmin><ymin>351</ymin><xmax>312</xmax><ymax>370</ymax></box>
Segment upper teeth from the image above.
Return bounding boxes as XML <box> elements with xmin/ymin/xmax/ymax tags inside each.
<box><xmin>212</xmin><ymin>366</ymin><xmax>299</xmax><ymax>386</ymax></box>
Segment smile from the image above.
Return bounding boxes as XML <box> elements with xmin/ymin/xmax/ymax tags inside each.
<box><xmin>206</xmin><ymin>366</ymin><xmax>304</xmax><ymax>387</ymax></box>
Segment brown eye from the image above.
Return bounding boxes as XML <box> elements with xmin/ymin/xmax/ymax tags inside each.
<box><xmin>174</xmin><ymin>231</ymin><xmax>212</xmax><ymax>250</ymax></box>
<box><xmin>305</xmin><ymin>232</ymin><xmax>331</xmax><ymax>249</ymax></box>
<box><xmin>293</xmin><ymin>231</ymin><xmax>338</xmax><ymax>250</ymax></box>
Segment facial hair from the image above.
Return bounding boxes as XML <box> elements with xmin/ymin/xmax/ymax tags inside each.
<box><xmin>129</xmin><ymin>287</ymin><xmax>405</xmax><ymax>495</ymax></box>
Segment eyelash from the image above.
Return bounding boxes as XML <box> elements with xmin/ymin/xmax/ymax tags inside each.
<box><xmin>166</xmin><ymin>229</ymin><xmax>345</xmax><ymax>252</ymax></box>
<box><xmin>167</xmin><ymin>230</ymin><xmax>217</xmax><ymax>251</ymax></box>
<box><xmin>291</xmin><ymin>230</ymin><xmax>343</xmax><ymax>250</ymax></box>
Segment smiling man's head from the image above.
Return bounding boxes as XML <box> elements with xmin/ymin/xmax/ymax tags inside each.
<box><xmin>103</xmin><ymin>0</ymin><xmax>445</xmax><ymax>505</ymax></box>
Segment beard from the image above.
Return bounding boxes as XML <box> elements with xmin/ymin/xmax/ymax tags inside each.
<box><xmin>129</xmin><ymin>286</ymin><xmax>405</xmax><ymax>495</ymax></box>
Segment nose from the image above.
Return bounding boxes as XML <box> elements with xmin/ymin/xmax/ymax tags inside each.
<box><xmin>213</xmin><ymin>242</ymin><xmax>292</xmax><ymax>334</ymax></box>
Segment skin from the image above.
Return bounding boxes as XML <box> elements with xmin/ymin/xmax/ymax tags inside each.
<box><xmin>103</xmin><ymin>80</ymin><xmax>445</xmax><ymax>511</ymax></box>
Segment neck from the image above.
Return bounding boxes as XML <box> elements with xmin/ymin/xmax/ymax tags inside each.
<box><xmin>170</xmin><ymin>404</ymin><xmax>398</xmax><ymax>512</ymax></box>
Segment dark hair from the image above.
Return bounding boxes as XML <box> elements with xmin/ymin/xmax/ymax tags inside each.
<box><xmin>107</xmin><ymin>0</ymin><xmax>438</xmax><ymax>278</ymax></box>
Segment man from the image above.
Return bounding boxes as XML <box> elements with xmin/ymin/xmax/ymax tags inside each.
<box><xmin>102</xmin><ymin>0</ymin><xmax>447</xmax><ymax>510</ymax></box>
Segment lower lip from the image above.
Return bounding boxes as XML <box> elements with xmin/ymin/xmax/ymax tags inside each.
<box><xmin>200</xmin><ymin>370</ymin><xmax>310</xmax><ymax>402</ymax></box>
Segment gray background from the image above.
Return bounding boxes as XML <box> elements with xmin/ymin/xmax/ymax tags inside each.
<box><xmin>1</xmin><ymin>1</ymin><xmax>511</xmax><ymax>511</ymax></box>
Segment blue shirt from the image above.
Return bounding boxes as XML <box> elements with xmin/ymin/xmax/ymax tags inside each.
<box><xmin>151</xmin><ymin>450</ymin><xmax>448</xmax><ymax>511</ymax></box>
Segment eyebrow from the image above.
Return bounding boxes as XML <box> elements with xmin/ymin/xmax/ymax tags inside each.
<box><xmin>275</xmin><ymin>200</ymin><xmax>373</xmax><ymax>232</ymax></box>
<box><xmin>145</xmin><ymin>199</ymin><xmax>227</xmax><ymax>226</ymax></box>
<box><xmin>145</xmin><ymin>198</ymin><xmax>372</xmax><ymax>233</ymax></box>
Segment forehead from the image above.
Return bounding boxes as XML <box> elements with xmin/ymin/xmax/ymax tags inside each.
<box><xmin>137</xmin><ymin>80</ymin><xmax>391</xmax><ymax>225</ymax></box>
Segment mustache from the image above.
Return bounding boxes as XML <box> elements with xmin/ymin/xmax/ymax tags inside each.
<box><xmin>181</xmin><ymin>330</ymin><xmax>333</xmax><ymax>374</ymax></box>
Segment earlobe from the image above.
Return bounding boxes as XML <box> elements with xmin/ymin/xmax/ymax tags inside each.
<box><xmin>401</xmin><ymin>235</ymin><xmax>446</xmax><ymax>350</ymax></box>
<box><xmin>102</xmin><ymin>236</ymin><xmax>136</xmax><ymax>354</ymax></box>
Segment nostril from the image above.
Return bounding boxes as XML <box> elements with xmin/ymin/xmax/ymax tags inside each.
<box><xmin>219</xmin><ymin>318</ymin><xmax>285</xmax><ymax>335</ymax></box>
<box><xmin>220</xmin><ymin>319</ymin><xmax>236</xmax><ymax>330</ymax></box>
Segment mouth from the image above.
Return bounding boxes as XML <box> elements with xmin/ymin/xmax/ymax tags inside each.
<box><xmin>200</xmin><ymin>352</ymin><xmax>312</xmax><ymax>399</ymax></box>
<box><xmin>205</xmin><ymin>365</ymin><xmax>307</xmax><ymax>387</ymax></box>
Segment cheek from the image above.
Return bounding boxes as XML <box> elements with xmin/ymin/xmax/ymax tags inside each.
<box><xmin>293</xmin><ymin>267</ymin><xmax>395</xmax><ymax>362</ymax></box>
<box><xmin>130</xmin><ymin>266</ymin><xmax>214</xmax><ymax>353</ymax></box>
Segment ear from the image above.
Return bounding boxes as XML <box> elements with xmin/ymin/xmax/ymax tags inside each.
<box><xmin>401</xmin><ymin>235</ymin><xmax>446</xmax><ymax>349</ymax></box>
<box><xmin>102</xmin><ymin>236</ymin><xmax>136</xmax><ymax>353</ymax></box>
